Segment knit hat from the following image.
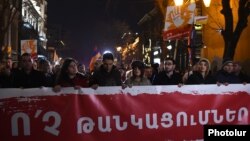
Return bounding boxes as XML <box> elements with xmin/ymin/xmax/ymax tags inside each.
<box><xmin>222</xmin><ymin>60</ymin><xmax>233</xmax><ymax>69</ymax></box>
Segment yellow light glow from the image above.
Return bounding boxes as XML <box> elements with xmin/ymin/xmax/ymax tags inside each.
<box><xmin>203</xmin><ymin>0</ymin><xmax>211</xmax><ymax>7</ymax></box>
<box><xmin>174</xmin><ymin>0</ymin><xmax>183</xmax><ymax>6</ymax></box>
<box><xmin>116</xmin><ymin>46</ymin><xmax>122</xmax><ymax>52</ymax></box>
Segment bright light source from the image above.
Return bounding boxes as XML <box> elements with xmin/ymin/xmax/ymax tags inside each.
<box><xmin>174</xmin><ymin>0</ymin><xmax>183</xmax><ymax>6</ymax></box>
<box><xmin>116</xmin><ymin>46</ymin><xmax>122</xmax><ymax>52</ymax></box>
<box><xmin>154</xmin><ymin>58</ymin><xmax>161</xmax><ymax>64</ymax></box>
<box><xmin>153</xmin><ymin>51</ymin><xmax>158</xmax><ymax>55</ymax></box>
<box><xmin>203</xmin><ymin>0</ymin><xmax>211</xmax><ymax>7</ymax></box>
<box><xmin>167</xmin><ymin>45</ymin><xmax>172</xmax><ymax>50</ymax></box>
<box><xmin>103</xmin><ymin>50</ymin><xmax>112</xmax><ymax>54</ymax></box>
<box><xmin>194</xmin><ymin>24</ymin><xmax>202</xmax><ymax>30</ymax></box>
<box><xmin>55</xmin><ymin>61</ymin><xmax>59</xmax><ymax>65</ymax></box>
<box><xmin>39</xmin><ymin>36</ymin><xmax>46</xmax><ymax>41</ymax></box>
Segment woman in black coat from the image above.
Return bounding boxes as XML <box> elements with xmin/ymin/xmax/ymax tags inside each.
<box><xmin>187</xmin><ymin>58</ymin><xmax>216</xmax><ymax>84</ymax></box>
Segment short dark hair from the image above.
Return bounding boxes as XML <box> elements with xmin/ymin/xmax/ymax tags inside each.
<box><xmin>21</xmin><ymin>53</ymin><xmax>31</xmax><ymax>57</ymax></box>
<box><xmin>164</xmin><ymin>57</ymin><xmax>176</xmax><ymax>65</ymax></box>
<box><xmin>131</xmin><ymin>60</ymin><xmax>145</xmax><ymax>78</ymax></box>
<box><xmin>103</xmin><ymin>53</ymin><xmax>114</xmax><ymax>61</ymax></box>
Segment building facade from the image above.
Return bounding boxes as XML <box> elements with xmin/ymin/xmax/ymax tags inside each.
<box><xmin>21</xmin><ymin>0</ymin><xmax>48</xmax><ymax>59</ymax></box>
<box><xmin>0</xmin><ymin>0</ymin><xmax>47</xmax><ymax>61</ymax></box>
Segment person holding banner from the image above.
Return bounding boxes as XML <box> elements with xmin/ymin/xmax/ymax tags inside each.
<box><xmin>153</xmin><ymin>57</ymin><xmax>182</xmax><ymax>85</ymax></box>
<box><xmin>38</xmin><ymin>59</ymin><xmax>55</xmax><ymax>87</ymax></box>
<box><xmin>233</xmin><ymin>61</ymin><xmax>249</xmax><ymax>83</ymax></box>
<box><xmin>12</xmin><ymin>53</ymin><xmax>46</xmax><ymax>88</ymax></box>
<box><xmin>186</xmin><ymin>58</ymin><xmax>216</xmax><ymax>84</ymax></box>
<box><xmin>216</xmin><ymin>60</ymin><xmax>241</xmax><ymax>85</ymax></box>
<box><xmin>53</xmin><ymin>58</ymin><xmax>89</xmax><ymax>92</ymax></box>
<box><xmin>90</xmin><ymin>53</ymin><xmax>122</xmax><ymax>89</ymax></box>
<box><xmin>123</xmin><ymin>60</ymin><xmax>151</xmax><ymax>88</ymax></box>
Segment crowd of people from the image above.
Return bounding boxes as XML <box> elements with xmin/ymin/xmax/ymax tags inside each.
<box><xmin>0</xmin><ymin>52</ymin><xmax>249</xmax><ymax>91</ymax></box>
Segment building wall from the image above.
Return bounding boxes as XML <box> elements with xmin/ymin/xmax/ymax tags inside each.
<box><xmin>201</xmin><ymin>0</ymin><xmax>250</xmax><ymax>74</ymax></box>
<box><xmin>21</xmin><ymin>0</ymin><xmax>47</xmax><ymax>57</ymax></box>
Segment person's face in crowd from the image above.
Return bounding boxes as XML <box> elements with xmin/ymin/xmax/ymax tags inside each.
<box><xmin>67</xmin><ymin>61</ymin><xmax>78</xmax><ymax>75</ymax></box>
<box><xmin>144</xmin><ymin>67</ymin><xmax>152</xmax><ymax>78</ymax></box>
<box><xmin>199</xmin><ymin>61</ymin><xmax>208</xmax><ymax>73</ymax></box>
<box><xmin>94</xmin><ymin>60</ymin><xmax>102</xmax><ymax>70</ymax></box>
<box><xmin>233</xmin><ymin>63</ymin><xmax>241</xmax><ymax>73</ymax></box>
<box><xmin>133</xmin><ymin>67</ymin><xmax>141</xmax><ymax>77</ymax></box>
<box><xmin>78</xmin><ymin>64</ymin><xmax>86</xmax><ymax>73</ymax></box>
<box><xmin>12</xmin><ymin>62</ymin><xmax>18</xmax><ymax>69</ymax></box>
<box><xmin>103</xmin><ymin>59</ymin><xmax>113</xmax><ymax>72</ymax></box>
<box><xmin>6</xmin><ymin>59</ymin><xmax>12</xmax><ymax>69</ymax></box>
<box><xmin>223</xmin><ymin>62</ymin><xmax>234</xmax><ymax>73</ymax></box>
<box><xmin>21</xmin><ymin>55</ymin><xmax>33</xmax><ymax>71</ymax></box>
<box><xmin>164</xmin><ymin>60</ymin><xmax>175</xmax><ymax>73</ymax></box>
<box><xmin>192</xmin><ymin>63</ymin><xmax>199</xmax><ymax>71</ymax></box>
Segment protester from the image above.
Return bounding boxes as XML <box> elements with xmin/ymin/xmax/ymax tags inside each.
<box><xmin>12</xmin><ymin>53</ymin><xmax>46</xmax><ymax>88</ymax></box>
<box><xmin>90</xmin><ymin>53</ymin><xmax>121</xmax><ymax>89</ymax></box>
<box><xmin>182</xmin><ymin>59</ymin><xmax>199</xmax><ymax>84</ymax></box>
<box><xmin>38</xmin><ymin>59</ymin><xmax>55</xmax><ymax>87</ymax></box>
<box><xmin>53</xmin><ymin>58</ymin><xmax>89</xmax><ymax>92</ymax></box>
<box><xmin>153</xmin><ymin>57</ymin><xmax>182</xmax><ymax>85</ymax></box>
<box><xmin>186</xmin><ymin>58</ymin><xmax>216</xmax><ymax>84</ymax></box>
<box><xmin>78</xmin><ymin>63</ymin><xmax>86</xmax><ymax>75</ymax></box>
<box><xmin>216</xmin><ymin>60</ymin><xmax>240</xmax><ymax>84</ymax></box>
<box><xmin>0</xmin><ymin>57</ymin><xmax>14</xmax><ymax>88</ymax></box>
<box><xmin>123</xmin><ymin>60</ymin><xmax>151</xmax><ymax>88</ymax></box>
<box><xmin>144</xmin><ymin>65</ymin><xmax>153</xmax><ymax>83</ymax></box>
<box><xmin>233</xmin><ymin>61</ymin><xmax>249</xmax><ymax>83</ymax></box>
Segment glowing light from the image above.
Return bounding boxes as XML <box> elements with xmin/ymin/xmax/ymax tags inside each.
<box><xmin>153</xmin><ymin>51</ymin><xmax>159</xmax><ymax>55</ymax></box>
<box><xmin>116</xmin><ymin>46</ymin><xmax>122</xmax><ymax>52</ymax></box>
<box><xmin>203</xmin><ymin>0</ymin><xmax>211</xmax><ymax>7</ymax></box>
<box><xmin>174</xmin><ymin>0</ymin><xmax>183</xmax><ymax>6</ymax></box>
<box><xmin>154</xmin><ymin>58</ymin><xmax>161</xmax><ymax>64</ymax></box>
<box><xmin>167</xmin><ymin>45</ymin><xmax>172</xmax><ymax>50</ymax></box>
<box><xmin>103</xmin><ymin>50</ymin><xmax>112</xmax><ymax>54</ymax></box>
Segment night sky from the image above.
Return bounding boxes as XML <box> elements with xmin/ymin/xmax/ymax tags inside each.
<box><xmin>48</xmin><ymin>0</ymin><xmax>154</xmax><ymax>65</ymax></box>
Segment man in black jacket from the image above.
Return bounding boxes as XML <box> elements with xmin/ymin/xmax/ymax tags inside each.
<box><xmin>153</xmin><ymin>57</ymin><xmax>182</xmax><ymax>85</ymax></box>
<box><xmin>12</xmin><ymin>53</ymin><xmax>46</xmax><ymax>88</ymax></box>
<box><xmin>90</xmin><ymin>53</ymin><xmax>121</xmax><ymax>89</ymax></box>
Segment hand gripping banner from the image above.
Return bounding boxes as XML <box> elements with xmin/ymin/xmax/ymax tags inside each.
<box><xmin>0</xmin><ymin>84</ymin><xmax>250</xmax><ymax>141</ymax></box>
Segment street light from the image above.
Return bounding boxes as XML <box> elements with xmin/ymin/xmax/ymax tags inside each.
<box><xmin>203</xmin><ymin>0</ymin><xmax>211</xmax><ymax>7</ymax></box>
<box><xmin>174</xmin><ymin>0</ymin><xmax>183</xmax><ymax>6</ymax></box>
<box><xmin>167</xmin><ymin>45</ymin><xmax>172</xmax><ymax>50</ymax></box>
<box><xmin>116</xmin><ymin>46</ymin><xmax>122</xmax><ymax>52</ymax></box>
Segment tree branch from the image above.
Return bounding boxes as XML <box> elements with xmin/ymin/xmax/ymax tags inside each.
<box><xmin>1</xmin><ymin>0</ymin><xmax>19</xmax><ymax>35</ymax></box>
<box><xmin>233</xmin><ymin>0</ymin><xmax>249</xmax><ymax>47</ymax></box>
<box><xmin>220</xmin><ymin>0</ymin><xmax>233</xmax><ymax>39</ymax></box>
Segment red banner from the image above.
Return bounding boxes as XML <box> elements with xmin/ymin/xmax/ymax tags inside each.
<box><xmin>0</xmin><ymin>85</ymin><xmax>250</xmax><ymax>141</ymax></box>
<box><xmin>163</xmin><ymin>25</ymin><xmax>192</xmax><ymax>40</ymax></box>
